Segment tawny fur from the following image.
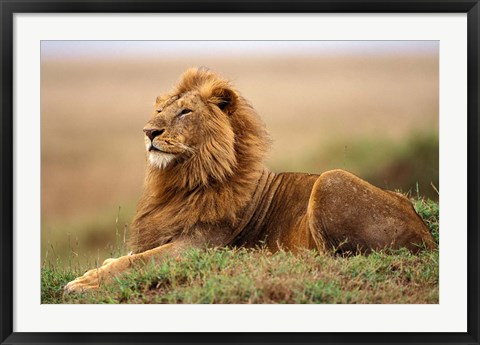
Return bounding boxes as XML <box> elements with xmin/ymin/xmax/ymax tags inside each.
<box><xmin>65</xmin><ymin>68</ymin><xmax>435</xmax><ymax>294</ymax></box>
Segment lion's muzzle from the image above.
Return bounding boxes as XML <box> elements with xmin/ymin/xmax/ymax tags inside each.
<box><xmin>143</xmin><ymin>127</ymin><xmax>165</xmax><ymax>141</ymax></box>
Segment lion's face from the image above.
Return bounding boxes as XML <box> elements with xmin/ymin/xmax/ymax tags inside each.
<box><xmin>144</xmin><ymin>91</ymin><xmax>207</xmax><ymax>169</ymax></box>
<box><xmin>143</xmin><ymin>90</ymin><xmax>233</xmax><ymax>171</ymax></box>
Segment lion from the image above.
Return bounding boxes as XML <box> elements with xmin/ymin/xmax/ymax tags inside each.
<box><xmin>64</xmin><ymin>67</ymin><xmax>436</xmax><ymax>293</ymax></box>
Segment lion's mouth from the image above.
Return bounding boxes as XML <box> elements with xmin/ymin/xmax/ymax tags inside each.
<box><xmin>148</xmin><ymin>145</ymin><xmax>160</xmax><ymax>152</ymax></box>
<box><xmin>148</xmin><ymin>145</ymin><xmax>172</xmax><ymax>154</ymax></box>
<box><xmin>147</xmin><ymin>141</ymin><xmax>194</xmax><ymax>156</ymax></box>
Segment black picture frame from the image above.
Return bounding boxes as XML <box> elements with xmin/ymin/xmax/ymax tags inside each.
<box><xmin>1</xmin><ymin>1</ymin><xmax>479</xmax><ymax>344</ymax></box>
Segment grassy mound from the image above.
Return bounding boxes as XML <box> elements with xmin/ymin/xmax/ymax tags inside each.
<box><xmin>42</xmin><ymin>198</ymin><xmax>439</xmax><ymax>304</ymax></box>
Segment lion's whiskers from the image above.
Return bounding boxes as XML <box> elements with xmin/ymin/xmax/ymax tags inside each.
<box><xmin>178</xmin><ymin>143</ymin><xmax>196</xmax><ymax>154</ymax></box>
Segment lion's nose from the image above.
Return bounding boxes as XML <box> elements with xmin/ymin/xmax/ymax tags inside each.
<box><xmin>143</xmin><ymin>128</ymin><xmax>165</xmax><ymax>141</ymax></box>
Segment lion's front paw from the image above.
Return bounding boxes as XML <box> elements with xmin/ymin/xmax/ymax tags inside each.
<box><xmin>64</xmin><ymin>255</ymin><xmax>135</xmax><ymax>294</ymax></box>
<box><xmin>64</xmin><ymin>267</ymin><xmax>102</xmax><ymax>294</ymax></box>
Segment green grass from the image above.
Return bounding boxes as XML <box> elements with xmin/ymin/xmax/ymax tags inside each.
<box><xmin>41</xmin><ymin>197</ymin><xmax>439</xmax><ymax>304</ymax></box>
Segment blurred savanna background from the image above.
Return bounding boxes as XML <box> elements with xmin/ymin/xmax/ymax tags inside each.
<box><xmin>41</xmin><ymin>41</ymin><xmax>439</xmax><ymax>270</ymax></box>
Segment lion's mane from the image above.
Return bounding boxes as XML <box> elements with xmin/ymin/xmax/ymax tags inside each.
<box><xmin>128</xmin><ymin>68</ymin><xmax>270</xmax><ymax>253</ymax></box>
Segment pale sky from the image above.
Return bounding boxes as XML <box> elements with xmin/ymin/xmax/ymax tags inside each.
<box><xmin>41</xmin><ymin>41</ymin><xmax>438</xmax><ymax>60</ymax></box>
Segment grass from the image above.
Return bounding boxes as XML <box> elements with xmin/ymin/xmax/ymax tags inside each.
<box><xmin>41</xmin><ymin>197</ymin><xmax>439</xmax><ymax>304</ymax></box>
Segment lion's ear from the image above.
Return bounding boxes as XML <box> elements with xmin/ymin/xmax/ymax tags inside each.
<box><xmin>209</xmin><ymin>86</ymin><xmax>238</xmax><ymax>115</ymax></box>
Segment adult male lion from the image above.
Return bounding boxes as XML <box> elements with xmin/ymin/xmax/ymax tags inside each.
<box><xmin>65</xmin><ymin>68</ymin><xmax>435</xmax><ymax>293</ymax></box>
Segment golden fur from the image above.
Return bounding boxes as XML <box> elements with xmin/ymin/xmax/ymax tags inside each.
<box><xmin>65</xmin><ymin>68</ymin><xmax>435</xmax><ymax>293</ymax></box>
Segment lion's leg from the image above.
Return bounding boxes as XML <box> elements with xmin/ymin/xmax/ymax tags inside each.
<box><xmin>64</xmin><ymin>241</ymin><xmax>190</xmax><ymax>294</ymax></box>
<box><xmin>306</xmin><ymin>169</ymin><xmax>435</xmax><ymax>254</ymax></box>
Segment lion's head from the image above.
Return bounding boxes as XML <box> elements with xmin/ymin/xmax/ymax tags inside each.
<box><xmin>142</xmin><ymin>68</ymin><xmax>270</xmax><ymax>192</ymax></box>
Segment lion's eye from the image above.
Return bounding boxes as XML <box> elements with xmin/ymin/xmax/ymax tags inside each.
<box><xmin>156</xmin><ymin>109</ymin><xmax>162</xmax><ymax>113</ymax></box>
<box><xmin>178</xmin><ymin>108</ymin><xmax>192</xmax><ymax>117</ymax></box>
